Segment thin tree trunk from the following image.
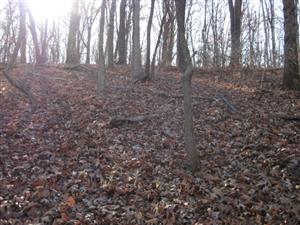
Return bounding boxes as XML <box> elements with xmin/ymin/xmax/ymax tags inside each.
<box><xmin>20</xmin><ymin>2</ymin><xmax>26</xmax><ymax>64</ymax></box>
<box><xmin>107</xmin><ymin>0</ymin><xmax>116</xmax><ymax>69</ymax></box>
<box><xmin>86</xmin><ymin>26</ymin><xmax>92</xmax><ymax>64</ymax></box>
<box><xmin>151</xmin><ymin>11</ymin><xmax>167</xmax><ymax>78</ymax></box>
<box><xmin>144</xmin><ymin>0</ymin><xmax>155</xmax><ymax>79</ymax></box>
<box><xmin>175</xmin><ymin>0</ymin><xmax>198</xmax><ymax>172</ymax></box>
<box><xmin>97</xmin><ymin>0</ymin><xmax>106</xmax><ymax>94</ymax></box>
<box><xmin>132</xmin><ymin>0</ymin><xmax>141</xmax><ymax>79</ymax></box>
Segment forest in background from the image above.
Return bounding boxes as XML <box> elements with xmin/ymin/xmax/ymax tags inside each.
<box><xmin>0</xmin><ymin>0</ymin><xmax>294</xmax><ymax>67</ymax></box>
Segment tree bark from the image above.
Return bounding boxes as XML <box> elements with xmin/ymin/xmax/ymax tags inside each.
<box><xmin>283</xmin><ymin>0</ymin><xmax>300</xmax><ymax>90</ymax></box>
<box><xmin>106</xmin><ymin>0</ymin><xmax>116</xmax><ymax>69</ymax></box>
<box><xmin>175</xmin><ymin>0</ymin><xmax>187</xmax><ymax>72</ymax></box>
<box><xmin>228</xmin><ymin>0</ymin><xmax>242</xmax><ymax>69</ymax></box>
<box><xmin>161</xmin><ymin>0</ymin><xmax>175</xmax><ymax>66</ymax></box>
<box><xmin>66</xmin><ymin>1</ymin><xmax>80</xmax><ymax>64</ymax></box>
<box><xmin>97</xmin><ymin>0</ymin><xmax>106</xmax><ymax>94</ymax></box>
<box><xmin>175</xmin><ymin>0</ymin><xmax>198</xmax><ymax>172</ymax></box>
<box><xmin>132</xmin><ymin>0</ymin><xmax>142</xmax><ymax>79</ymax></box>
<box><xmin>118</xmin><ymin>0</ymin><xmax>127</xmax><ymax>64</ymax></box>
<box><xmin>151</xmin><ymin>11</ymin><xmax>167</xmax><ymax>78</ymax></box>
<box><xmin>20</xmin><ymin>1</ymin><xmax>26</xmax><ymax>64</ymax></box>
<box><xmin>144</xmin><ymin>0</ymin><xmax>155</xmax><ymax>79</ymax></box>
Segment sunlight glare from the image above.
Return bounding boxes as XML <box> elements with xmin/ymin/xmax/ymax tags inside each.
<box><xmin>27</xmin><ymin>0</ymin><xmax>72</xmax><ymax>20</ymax></box>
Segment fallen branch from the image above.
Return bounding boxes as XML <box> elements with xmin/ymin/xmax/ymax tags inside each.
<box><xmin>109</xmin><ymin>114</ymin><xmax>159</xmax><ymax>127</ymax></box>
<box><xmin>275</xmin><ymin>114</ymin><xmax>300</xmax><ymax>121</ymax></box>
<box><xmin>217</xmin><ymin>93</ymin><xmax>239</xmax><ymax>113</ymax></box>
<box><xmin>151</xmin><ymin>89</ymin><xmax>214</xmax><ymax>101</ymax></box>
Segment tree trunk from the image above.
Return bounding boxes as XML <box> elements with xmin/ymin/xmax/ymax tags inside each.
<box><xmin>107</xmin><ymin>0</ymin><xmax>116</xmax><ymax>69</ymax></box>
<box><xmin>2</xmin><ymin>0</ymin><xmax>36</xmax><ymax>106</ymax></box>
<box><xmin>66</xmin><ymin>1</ymin><xmax>80</xmax><ymax>64</ymax></box>
<box><xmin>283</xmin><ymin>0</ymin><xmax>300</xmax><ymax>90</ymax></box>
<box><xmin>40</xmin><ymin>19</ymin><xmax>48</xmax><ymax>64</ymax></box>
<box><xmin>132</xmin><ymin>0</ymin><xmax>142</xmax><ymax>79</ymax></box>
<box><xmin>118</xmin><ymin>0</ymin><xmax>127</xmax><ymax>64</ymax></box>
<box><xmin>175</xmin><ymin>0</ymin><xmax>187</xmax><ymax>72</ymax></box>
<box><xmin>175</xmin><ymin>0</ymin><xmax>198</xmax><ymax>172</ymax></box>
<box><xmin>202</xmin><ymin>0</ymin><xmax>209</xmax><ymax>67</ymax></box>
<box><xmin>228</xmin><ymin>0</ymin><xmax>242</xmax><ymax>69</ymax></box>
<box><xmin>20</xmin><ymin>2</ymin><xmax>26</xmax><ymax>64</ymax></box>
<box><xmin>151</xmin><ymin>11</ymin><xmax>167</xmax><ymax>78</ymax></box>
<box><xmin>86</xmin><ymin>26</ymin><xmax>92</xmax><ymax>64</ymax></box>
<box><xmin>144</xmin><ymin>0</ymin><xmax>155</xmax><ymax>79</ymax></box>
<box><xmin>27</xmin><ymin>5</ymin><xmax>43</xmax><ymax>65</ymax></box>
<box><xmin>97</xmin><ymin>0</ymin><xmax>106</xmax><ymax>94</ymax></box>
<box><xmin>161</xmin><ymin>0</ymin><xmax>175</xmax><ymax>66</ymax></box>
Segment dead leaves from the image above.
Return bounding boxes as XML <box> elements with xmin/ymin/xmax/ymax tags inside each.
<box><xmin>0</xmin><ymin>65</ymin><xmax>299</xmax><ymax>224</ymax></box>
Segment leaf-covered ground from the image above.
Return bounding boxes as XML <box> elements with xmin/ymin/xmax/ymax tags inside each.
<box><xmin>0</xmin><ymin>65</ymin><xmax>299</xmax><ymax>225</ymax></box>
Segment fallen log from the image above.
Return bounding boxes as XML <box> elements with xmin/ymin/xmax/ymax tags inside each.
<box><xmin>63</xmin><ymin>64</ymin><xmax>95</xmax><ymax>73</ymax></box>
<box><xmin>109</xmin><ymin>114</ymin><xmax>159</xmax><ymax>127</ymax></box>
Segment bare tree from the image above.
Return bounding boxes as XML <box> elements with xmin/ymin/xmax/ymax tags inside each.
<box><xmin>118</xmin><ymin>0</ymin><xmax>127</xmax><ymax>64</ymax></box>
<box><xmin>26</xmin><ymin>4</ymin><xmax>44</xmax><ymax>65</ymax></box>
<box><xmin>106</xmin><ymin>0</ymin><xmax>116</xmax><ymax>68</ymax></box>
<box><xmin>283</xmin><ymin>0</ymin><xmax>300</xmax><ymax>90</ymax></box>
<box><xmin>151</xmin><ymin>9</ymin><xmax>167</xmax><ymax>78</ymax></box>
<box><xmin>20</xmin><ymin>1</ymin><xmax>26</xmax><ymax>63</ymax></box>
<box><xmin>2</xmin><ymin>0</ymin><xmax>36</xmax><ymax>106</ymax></box>
<box><xmin>144</xmin><ymin>0</ymin><xmax>155</xmax><ymax>79</ymax></box>
<box><xmin>132</xmin><ymin>0</ymin><xmax>141</xmax><ymax>79</ymax></box>
<box><xmin>161</xmin><ymin>0</ymin><xmax>175</xmax><ymax>66</ymax></box>
<box><xmin>228</xmin><ymin>0</ymin><xmax>242</xmax><ymax>69</ymax></box>
<box><xmin>176</xmin><ymin>0</ymin><xmax>187</xmax><ymax>72</ymax></box>
<box><xmin>175</xmin><ymin>0</ymin><xmax>198</xmax><ymax>172</ymax></box>
<box><xmin>66</xmin><ymin>0</ymin><xmax>80</xmax><ymax>64</ymax></box>
<box><xmin>97</xmin><ymin>0</ymin><xmax>106</xmax><ymax>94</ymax></box>
<box><xmin>81</xmin><ymin>0</ymin><xmax>100</xmax><ymax>64</ymax></box>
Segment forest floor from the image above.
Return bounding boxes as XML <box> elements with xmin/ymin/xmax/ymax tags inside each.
<box><xmin>0</xmin><ymin>64</ymin><xmax>299</xmax><ymax>225</ymax></box>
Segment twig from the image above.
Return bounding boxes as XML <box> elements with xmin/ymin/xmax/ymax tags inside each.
<box><xmin>217</xmin><ymin>93</ymin><xmax>239</xmax><ymax>113</ymax></box>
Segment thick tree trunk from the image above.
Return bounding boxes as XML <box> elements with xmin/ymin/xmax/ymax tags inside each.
<box><xmin>66</xmin><ymin>1</ymin><xmax>80</xmax><ymax>64</ymax></box>
<box><xmin>118</xmin><ymin>0</ymin><xmax>127</xmax><ymax>64</ymax></box>
<box><xmin>175</xmin><ymin>0</ymin><xmax>187</xmax><ymax>72</ymax></box>
<box><xmin>283</xmin><ymin>0</ymin><xmax>300</xmax><ymax>90</ymax></box>
<box><xmin>228</xmin><ymin>0</ymin><xmax>242</xmax><ymax>69</ymax></box>
<box><xmin>144</xmin><ymin>0</ymin><xmax>155</xmax><ymax>79</ymax></box>
<box><xmin>107</xmin><ymin>0</ymin><xmax>116</xmax><ymax>69</ymax></box>
<box><xmin>132</xmin><ymin>0</ymin><xmax>142</xmax><ymax>79</ymax></box>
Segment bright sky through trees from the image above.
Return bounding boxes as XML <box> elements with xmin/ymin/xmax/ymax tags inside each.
<box><xmin>26</xmin><ymin>0</ymin><xmax>72</xmax><ymax>19</ymax></box>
